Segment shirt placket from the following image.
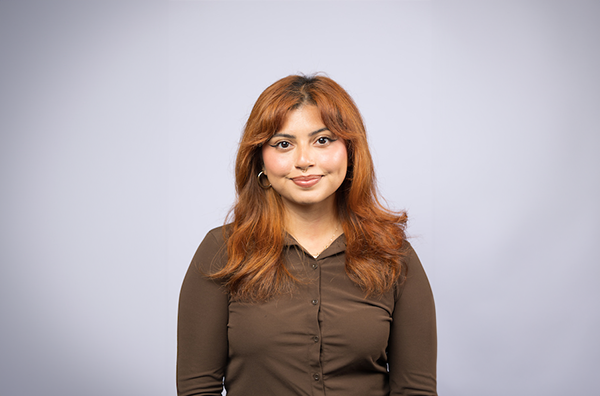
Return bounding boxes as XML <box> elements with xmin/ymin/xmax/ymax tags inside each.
<box><xmin>307</xmin><ymin>254</ymin><xmax>325</xmax><ymax>395</ymax></box>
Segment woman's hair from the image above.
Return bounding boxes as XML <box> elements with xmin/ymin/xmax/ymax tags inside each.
<box><xmin>211</xmin><ymin>74</ymin><xmax>408</xmax><ymax>301</ymax></box>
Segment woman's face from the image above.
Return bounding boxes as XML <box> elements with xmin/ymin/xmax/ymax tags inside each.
<box><xmin>261</xmin><ymin>105</ymin><xmax>348</xmax><ymax>211</ymax></box>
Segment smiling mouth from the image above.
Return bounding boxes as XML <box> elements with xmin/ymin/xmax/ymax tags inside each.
<box><xmin>291</xmin><ymin>175</ymin><xmax>322</xmax><ymax>188</ymax></box>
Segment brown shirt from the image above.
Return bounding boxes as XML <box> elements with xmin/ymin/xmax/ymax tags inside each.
<box><xmin>177</xmin><ymin>226</ymin><xmax>437</xmax><ymax>396</ymax></box>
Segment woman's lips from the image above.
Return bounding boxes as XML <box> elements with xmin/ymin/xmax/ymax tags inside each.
<box><xmin>291</xmin><ymin>175</ymin><xmax>322</xmax><ymax>188</ymax></box>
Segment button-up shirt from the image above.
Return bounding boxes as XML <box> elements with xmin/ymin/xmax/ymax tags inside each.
<box><xmin>177</xmin><ymin>226</ymin><xmax>437</xmax><ymax>396</ymax></box>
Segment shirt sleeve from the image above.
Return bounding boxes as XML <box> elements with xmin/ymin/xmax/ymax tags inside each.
<box><xmin>388</xmin><ymin>242</ymin><xmax>438</xmax><ymax>396</ymax></box>
<box><xmin>177</xmin><ymin>229</ymin><xmax>229</xmax><ymax>396</ymax></box>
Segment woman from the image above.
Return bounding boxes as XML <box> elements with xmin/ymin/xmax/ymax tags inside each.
<box><xmin>177</xmin><ymin>75</ymin><xmax>437</xmax><ymax>396</ymax></box>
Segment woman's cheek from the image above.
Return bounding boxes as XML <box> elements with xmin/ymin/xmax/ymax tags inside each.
<box><xmin>263</xmin><ymin>149</ymin><xmax>291</xmax><ymax>176</ymax></box>
<box><xmin>321</xmin><ymin>145</ymin><xmax>348</xmax><ymax>171</ymax></box>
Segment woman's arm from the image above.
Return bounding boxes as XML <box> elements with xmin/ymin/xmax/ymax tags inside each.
<box><xmin>388</xmin><ymin>243</ymin><xmax>438</xmax><ymax>396</ymax></box>
<box><xmin>177</xmin><ymin>229</ymin><xmax>229</xmax><ymax>396</ymax></box>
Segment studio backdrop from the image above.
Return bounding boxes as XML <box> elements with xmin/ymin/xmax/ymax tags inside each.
<box><xmin>1</xmin><ymin>1</ymin><xmax>598</xmax><ymax>395</ymax></box>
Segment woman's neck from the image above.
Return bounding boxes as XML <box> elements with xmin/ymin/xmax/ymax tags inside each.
<box><xmin>283</xmin><ymin>198</ymin><xmax>342</xmax><ymax>258</ymax></box>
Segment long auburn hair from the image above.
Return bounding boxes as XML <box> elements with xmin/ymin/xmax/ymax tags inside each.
<box><xmin>211</xmin><ymin>74</ymin><xmax>408</xmax><ymax>301</ymax></box>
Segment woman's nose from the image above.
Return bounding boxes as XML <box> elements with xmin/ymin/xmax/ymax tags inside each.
<box><xmin>295</xmin><ymin>145</ymin><xmax>314</xmax><ymax>171</ymax></box>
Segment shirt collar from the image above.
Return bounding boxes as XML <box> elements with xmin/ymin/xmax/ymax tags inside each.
<box><xmin>284</xmin><ymin>232</ymin><xmax>347</xmax><ymax>259</ymax></box>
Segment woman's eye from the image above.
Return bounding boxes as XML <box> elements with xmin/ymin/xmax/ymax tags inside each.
<box><xmin>316</xmin><ymin>137</ymin><xmax>331</xmax><ymax>145</ymax></box>
<box><xmin>271</xmin><ymin>141</ymin><xmax>291</xmax><ymax>149</ymax></box>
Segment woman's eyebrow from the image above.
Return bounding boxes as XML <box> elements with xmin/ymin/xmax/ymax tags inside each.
<box><xmin>271</xmin><ymin>127</ymin><xmax>329</xmax><ymax>140</ymax></box>
<box><xmin>308</xmin><ymin>127</ymin><xmax>329</xmax><ymax>136</ymax></box>
<box><xmin>271</xmin><ymin>133</ymin><xmax>295</xmax><ymax>139</ymax></box>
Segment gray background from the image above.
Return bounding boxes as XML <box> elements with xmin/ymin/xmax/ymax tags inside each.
<box><xmin>1</xmin><ymin>1</ymin><xmax>599</xmax><ymax>395</ymax></box>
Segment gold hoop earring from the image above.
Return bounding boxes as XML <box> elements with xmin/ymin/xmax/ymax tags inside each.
<box><xmin>257</xmin><ymin>171</ymin><xmax>271</xmax><ymax>189</ymax></box>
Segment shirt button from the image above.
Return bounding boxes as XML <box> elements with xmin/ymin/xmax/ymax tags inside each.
<box><xmin>313</xmin><ymin>336</ymin><xmax>319</xmax><ymax>342</ymax></box>
<box><xmin>311</xmin><ymin>263</ymin><xmax>318</xmax><ymax>269</ymax></box>
<box><xmin>313</xmin><ymin>373</ymin><xmax>320</xmax><ymax>381</ymax></box>
<box><xmin>311</xmin><ymin>299</ymin><xmax>318</xmax><ymax>305</ymax></box>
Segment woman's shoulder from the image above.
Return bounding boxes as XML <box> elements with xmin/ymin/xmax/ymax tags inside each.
<box><xmin>401</xmin><ymin>239</ymin><xmax>417</xmax><ymax>260</ymax></box>
<box><xmin>400</xmin><ymin>240</ymin><xmax>427</xmax><ymax>274</ymax></box>
<box><xmin>191</xmin><ymin>225</ymin><xmax>230</xmax><ymax>274</ymax></box>
<box><xmin>395</xmin><ymin>239</ymin><xmax>434</xmax><ymax>298</ymax></box>
<box><xmin>203</xmin><ymin>224</ymin><xmax>229</xmax><ymax>245</ymax></box>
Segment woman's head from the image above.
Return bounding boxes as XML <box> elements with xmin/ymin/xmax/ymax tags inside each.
<box><xmin>220</xmin><ymin>74</ymin><xmax>407</xmax><ymax>300</ymax></box>
<box><xmin>235</xmin><ymin>74</ymin><xmax>376</xmax><ymax>215</ymax></box>
<box><xmin>260</xmin><ymin>104</ymin><xmax>348</xmax><ymax>211</ymax></box>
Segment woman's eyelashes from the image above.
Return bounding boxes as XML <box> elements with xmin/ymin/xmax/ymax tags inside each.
<box><xmin>316</xmin><ymin>136</ymin><xmax>337</xmax><ymax>145</ymax></box>
<box><xmin>270</xmin><ymin>140</ymin><xmax>292</xmax><ymax>149</ymax></box>
<box><xmin>269</xmin><ymin>136</ymin><xmax>337</xmax><ymax>150</ymax></box>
